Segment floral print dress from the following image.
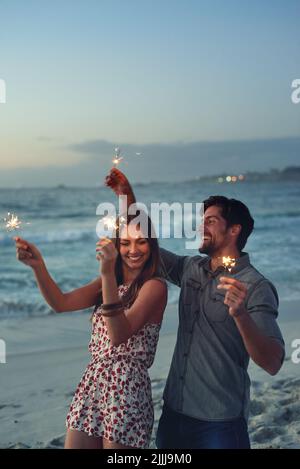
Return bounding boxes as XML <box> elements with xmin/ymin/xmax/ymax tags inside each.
<box><xmin>66</xmin><ymin>284</ymin><xmax>162</xmax><ymax>448</ymax></box>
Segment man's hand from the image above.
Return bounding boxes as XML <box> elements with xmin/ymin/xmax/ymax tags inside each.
<box><xmin>217</xmin><ymin>276</ymin><xmax>248</xmax><ymax>318</ymax></box>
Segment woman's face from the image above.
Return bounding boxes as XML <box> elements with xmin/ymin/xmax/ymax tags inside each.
<box><xmin>119</xmin><ymin>224</ymin><xmax>151</xmax><ymax>272</ymax></box>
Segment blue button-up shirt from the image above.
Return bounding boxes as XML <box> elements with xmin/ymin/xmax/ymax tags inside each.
<box><xmin>159</xmin><ymin>248</ymin><xmax>284</xmax><ymax>421</ymax></box>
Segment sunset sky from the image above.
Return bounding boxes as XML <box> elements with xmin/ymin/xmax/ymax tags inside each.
<box><xmin>0</xmin><ymin>0</ymin><xmax>299</xmax><ymax>186</ymax></box>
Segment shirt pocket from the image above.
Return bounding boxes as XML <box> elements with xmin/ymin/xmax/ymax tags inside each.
<box><xmin>180</xmin><ymin>279</ymin><xmax>201</xmax><ymax>331</ymax></box>
<box><xmin>183</xmin><ymin>279</ymin><xmax>202</xmax><ymax>306</ymax></box>
<box><xmin>206</xmin><ymin>289</ymin><xmax>229</xmax><ymax>322</ymax></box>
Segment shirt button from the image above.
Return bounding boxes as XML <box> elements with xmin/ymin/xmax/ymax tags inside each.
<box><xmin>183</xmin><ymin>353</ymin><xmax>188</xmax><ymax>357</ymax></box>
<box><xmin>180</xmin><ymin>376</ymin><xmax>184</xmax><ymax>380</ymax></box>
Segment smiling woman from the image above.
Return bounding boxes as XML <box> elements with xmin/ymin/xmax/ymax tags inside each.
<box><xmin>13</xmin><ymin>205</ymin><xmax>168</xmax><ymax>449</ymax></box>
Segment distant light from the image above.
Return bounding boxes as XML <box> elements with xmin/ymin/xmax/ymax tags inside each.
<box><xmin>226</xmin><ymin>176</ymin><xmax>232</xmax><ymax>182</ymax></box>
<box><xmin>218</xmin><ymin>177</ymin><xmax>224</xmax><ymax>183</ymax></box>
<box><xmin>238</xmin><ymin>174</ymin><xmax>245</xmax><ymax>181</ymax></box>
<box><xmin>231</xmin><ymin>176</ymin><xmax>238</xmax><ymax>182</ymax></box>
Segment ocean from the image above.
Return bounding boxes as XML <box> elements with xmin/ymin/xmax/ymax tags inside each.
<box><xmin>0</xmin><ymin>180</ymin><xmax>300</xmax><ymax>320</ymax></box>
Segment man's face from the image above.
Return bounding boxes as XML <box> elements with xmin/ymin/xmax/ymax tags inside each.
<box><xmin>199</xmin><ymin>205</ymin><xmax>232</xmax><ymax>255</ymax></box>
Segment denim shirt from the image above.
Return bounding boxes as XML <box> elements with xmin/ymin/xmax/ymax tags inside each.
<box><xmin>159</xmin><ymin>248</ymin><xmax>285</xmax><ymax>421</ymax></box>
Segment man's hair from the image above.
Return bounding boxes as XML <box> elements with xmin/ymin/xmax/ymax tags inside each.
<box><xmin>203</xmin><ymin>195</ymin><xmax>254</xmax><ymax>251</ymax></box>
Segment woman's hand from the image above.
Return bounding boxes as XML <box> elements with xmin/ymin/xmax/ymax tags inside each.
<box><xmin>14</xmin><ymin>236</ymin><xmax>44</xmax><ymax>269</ymax></box>
<box><xmin>96</xmin><ymin>237</ymin><xmax>118</xmax><ymax>276</ymax></box>
<box><xmin>105</xmin><ymin>168</ymin><xmax>132</xmax><ymax>196</ymax></box>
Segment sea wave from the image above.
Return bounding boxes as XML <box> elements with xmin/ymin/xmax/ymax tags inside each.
<box><xmin>0</xmin><ymin>229</ymin><xmax>95</xmax><ymax>246</ymax></box>
<box><xmin>0</xmin><ymin>299</ymin><xmax>53</xmax><ymax>319</ymax></box>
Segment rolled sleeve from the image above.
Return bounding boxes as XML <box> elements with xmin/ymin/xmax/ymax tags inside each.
<box><xmin>246</xmin><ymin>279</ymin><xmax>285</xmax><ymax>345</ymax></box>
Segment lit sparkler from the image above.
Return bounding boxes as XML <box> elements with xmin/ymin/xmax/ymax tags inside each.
<box><xmin>103</xmin><ymin>216</ymin><xmax>117</xmax><ymax>231</ymax></box>
<box><xmin>222</xmin><ymin>256</ymin><xmax>236</xmax><ymax>273</ymax></box>
<box><xmin>112</xmin><ymin>147</ymin><xmax>124</xmax><ymax>167</ymax></box>
<box><xmin>96</xmin><ymin>215</ymin><xmax>118</xmax><ymax>239</ymax></box>
<box><xmin>3</xmin><ymin>212</ymin><xmax>30</xmax><ymax>232</ymax></box>
<box><xmin>96</xmin><ymin>214</ymin><xmax>128</xmax><ymax>239</ymax></box>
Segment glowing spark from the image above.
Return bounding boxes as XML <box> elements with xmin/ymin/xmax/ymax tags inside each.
<box><xmin>103</xmin><ymin>216</ymin><xmax>117</xmax><ymax>231</ymax></box>
<box><xmin>4</xmin><ymin>212</ymin><xmax>23</xmax><ymax>232</ymax></box>
<box><xmin>135</xmin><ymin>152</ymin><xmax>142</xmax><ymax>156</ymax></box>
<box><xmin>112</xmin><ymin>147</ymin><xmax>124</xmax><ymax>167</ymax></box>
<box><xmin>96</xmin><ymin>215</ymin><xmax>118</xmax><ymax>239</ymax></box>
<box><xmin>222</xmin><ymin>256</ymin><xmax>236</xmax><ymax>273</ymax></box>
<box><xmin>112</xmin><ymin>156</ymin><xmax>123</xmax><ymax>166</ymax></box>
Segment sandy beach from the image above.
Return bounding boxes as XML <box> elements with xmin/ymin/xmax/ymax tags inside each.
<box><xmin>0</xmin><ymin>301</ymin><xmax>299</xmax><ymax>449</ymax></box>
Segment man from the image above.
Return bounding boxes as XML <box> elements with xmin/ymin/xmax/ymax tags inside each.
<box><xmin>106</xmin><ymin>169</ymin><xmax>285</xmax><ymax>449</ymax></box>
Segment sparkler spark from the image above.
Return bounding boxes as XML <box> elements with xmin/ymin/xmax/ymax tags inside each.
<box><xmin>222</xmin><ymin>256</ymin><xmax>236</xmax><ymax>273</ymax></box>
<box><xmin>4</xmin><ymin>212</ymin><xmax>22</xmax><ymax>232</ymax></box>
<box><xmin>112</xmin><ymin>147</ymin><xmax>124</xmax><ymax>167</ymax></box>
<box><xmin>96</xmin><ymin>214</ymin><xmax>128</xmax><ymax>239</ymax></box>
<box><xmin>96</xmin><ymin>215</ymin><xmax>118</xmax><ymax>239</ymax></box>
<box><xmin>112</xmin><ymin>156</ymin><xmax>124</xmax><ymax>166</ymax></box>
<box><xmin>103</xmin><ymin>216</ymin><xmax>117</xmax><ymax>231</ymax></box>
<box><xmin>3</xmin><ymin>212</ymin><xmax>30</xmax><ymax>233</ymax></box>
<box><xmin>112</xmin><ymin>147</ymin><xmax>123</xmax><ymax>167</ymax></box>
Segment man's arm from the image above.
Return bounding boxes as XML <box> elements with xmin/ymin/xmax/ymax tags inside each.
<box><xmin>159</xmin><ymin>248</ymin><xmax>190</xmax><ymax>287</ymax></box>
<box><xmin>218</xmin><ymin>277</ymin><xmax>285</xmax><ymax>376</ymax></box>
<box><xmin>233</xmin><ymin>313</ymin><xmax>284</xmax><ymax>375</ymax></box>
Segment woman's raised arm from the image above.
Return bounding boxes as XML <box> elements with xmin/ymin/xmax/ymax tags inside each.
<box><xmin>14</xmin><ymin>236</ymin><xmax>101</xmax><ymax>313</ymax></box>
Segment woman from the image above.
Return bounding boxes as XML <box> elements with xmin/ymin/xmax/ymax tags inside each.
<box><xmin>14</xmin><ymin>210</ymin><xmax>167</xmax><ymax>449</ymax></box>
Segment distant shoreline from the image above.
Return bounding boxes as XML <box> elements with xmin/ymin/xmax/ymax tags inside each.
<box><xmin>1</xmin><ymin>167</ymin><xmax>300</xmax><ymax>190</ymax></box>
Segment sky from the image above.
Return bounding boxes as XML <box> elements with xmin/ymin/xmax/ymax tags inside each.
<box><xmin>0</xmin><ymin>0</ymin><xmax>299</xmax><ymax>186</ymax></box>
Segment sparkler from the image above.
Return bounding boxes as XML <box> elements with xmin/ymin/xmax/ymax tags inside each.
<box><xmin>3</xmin><ymin>212</ymin><xmax>30</xmax><ymax>233</ymax></box>
<box><xmin>103</xmin><ymin>216</ymin><xmax>118</xmax><ymax>231</ymax></box>
<box><xmin>112</xmin><ymin>147</ymin><xmax>124</xmax><ymax>167</ymax></box>
<box><xmin>96</xmin><ymin>215</ymin><xmax>118</xmax><ymax>239</ymax></box>
<box><xmin>221</xmin><ymin>256</ymin><xmax>236</xmax><ymax>273</ymax></box>
<box><xmin>96</xmin><ymin>214</ymin><xmax>128</xmax><ymax>239</ymax></box>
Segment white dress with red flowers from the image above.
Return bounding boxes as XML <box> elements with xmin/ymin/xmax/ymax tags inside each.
<box><xmin>65</xmin><ymin>284</ymin><xmax>162</xmax><ymax>448</ymax></box>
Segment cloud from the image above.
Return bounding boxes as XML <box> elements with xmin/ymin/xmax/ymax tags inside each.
<box><xmin>1</xmin><ymin>136</ymin><xmax>300</xmax><ymax>187</ymax></box>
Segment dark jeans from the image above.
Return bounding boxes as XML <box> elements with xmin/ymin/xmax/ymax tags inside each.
<box><xmin>156</xmin><ymin>405</ymin><xmax>251</xmax><ymax>449</ymax></box>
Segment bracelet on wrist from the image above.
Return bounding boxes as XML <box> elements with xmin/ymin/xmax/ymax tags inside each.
<box><xmin>100</xmin><ymin>308</ymin><xmax>124</xmax><ymax>318</ymax></box>
<box><xmin>101</xmin><ymin>301</ymin><xmax>123</xmax><ymax>311</ymax></box>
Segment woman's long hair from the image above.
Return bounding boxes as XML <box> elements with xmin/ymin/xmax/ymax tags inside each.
<box><xmin>91</xmin><ymin>210</ymin><xmax>161</xmax><ymax>320</ymax></box>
